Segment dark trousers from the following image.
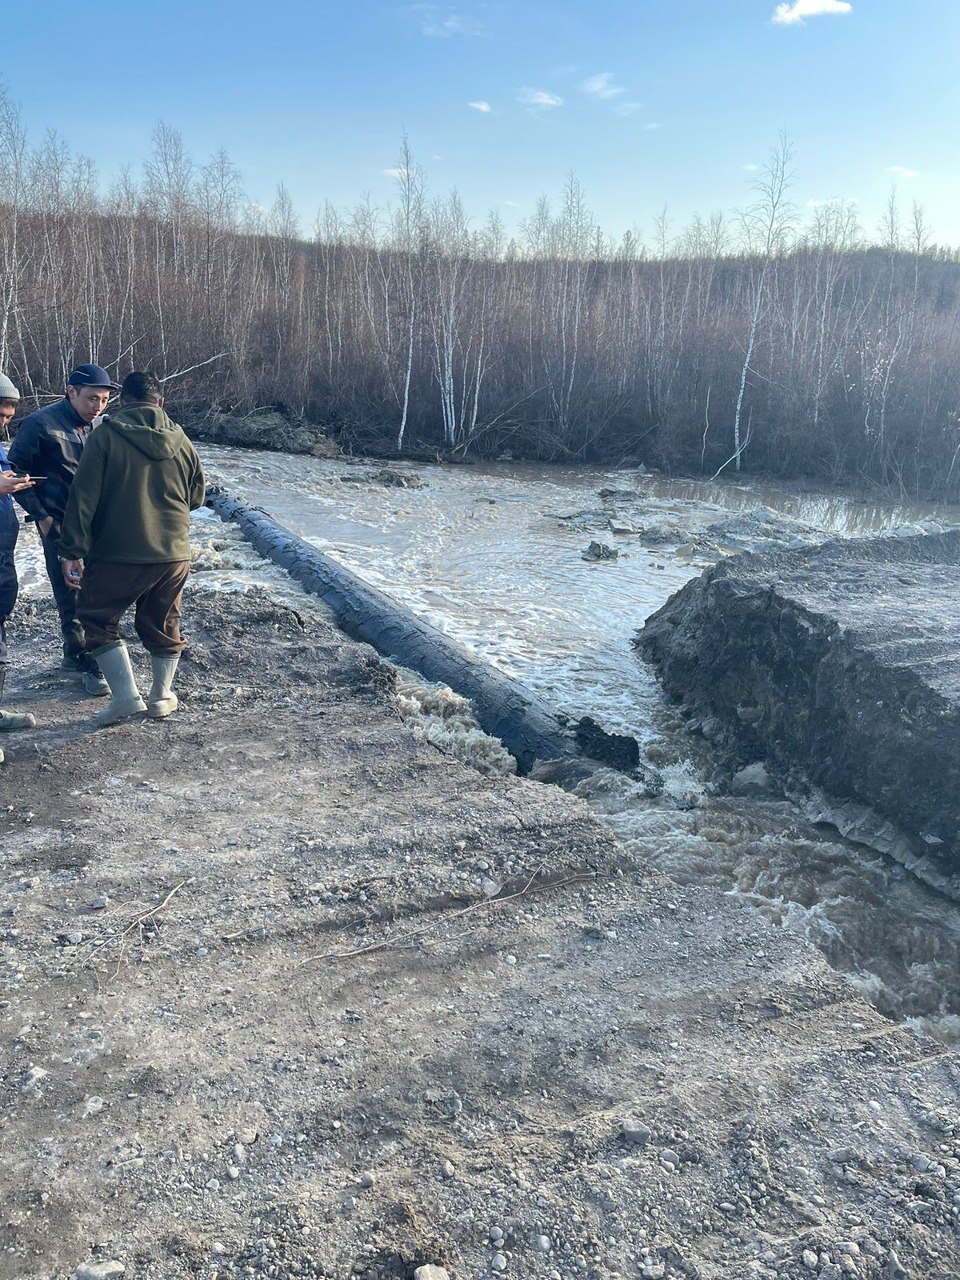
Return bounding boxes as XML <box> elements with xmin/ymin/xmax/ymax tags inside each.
<box><xmin>78</xmin><ymin>560</ymin><xmax>191</xmax><ymax>655</ymax></box>
<box><xmin>40</xmin><ymin>524</ymin><xmax>84</xmax><ymax>657</ymax></box>
<box><xmin>0</xmin><ymin>551</ymin><xmax>17</xmax><ymax>672</ymax></box>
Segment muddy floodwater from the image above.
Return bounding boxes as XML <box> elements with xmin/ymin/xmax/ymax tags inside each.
<box><xmin>20</xmin><ymin>448</ymin><xmax>960</xmax><ymax>1038</ymax></box>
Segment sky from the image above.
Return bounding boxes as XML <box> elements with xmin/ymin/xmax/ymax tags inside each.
<box><xmin>3</xmin><ymin>0</ymin><xmax>960</xmax><ymax>247</ymax></box>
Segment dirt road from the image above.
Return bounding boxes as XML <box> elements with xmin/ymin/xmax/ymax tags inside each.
<box><xmin>1</xmin><ymin>586</ymin><xmax>957</xmax><ymax>1280</ymax></box>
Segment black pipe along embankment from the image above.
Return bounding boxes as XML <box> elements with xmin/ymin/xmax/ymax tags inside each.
<box><xmin>207</xmin><ymin>487</ymin><xmax>649</xmax><ymax>779</ymax></box>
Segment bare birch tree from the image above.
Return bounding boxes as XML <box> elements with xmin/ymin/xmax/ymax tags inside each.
<box><xmin>721</xmin><ymin>135</ymin><xmax>796</xmax><ymax>475</ymax></box>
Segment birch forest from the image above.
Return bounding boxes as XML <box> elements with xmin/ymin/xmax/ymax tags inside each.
<box><xmin>2</xmin><ymin>93</ymin><xmax>959</xmax><ymax>498</ymax></box>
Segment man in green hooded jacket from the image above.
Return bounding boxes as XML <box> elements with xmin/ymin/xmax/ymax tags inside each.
<box><xmin>57</xmin><ymin>371</ymin><xmax>205</xmax><ymax>726</ymax></box>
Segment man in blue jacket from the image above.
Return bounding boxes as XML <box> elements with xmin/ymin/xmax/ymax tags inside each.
<box><xmin>0</xmin><ymin>373</ymin><xmax>38</xmax><ymax>762</ymax></box>
<box><xmin>8</xmin><ymin>363</ymin><xmax>116</xmax><ymax>695</ymax></box>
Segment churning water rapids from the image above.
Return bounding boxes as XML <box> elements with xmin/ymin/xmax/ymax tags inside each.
<box><xmin>20</xmin><ymin>445</ymin><xmax>960</xmax><ymax>1040</ymax></box>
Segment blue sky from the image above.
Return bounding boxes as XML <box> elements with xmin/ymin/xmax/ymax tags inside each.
<box><xmin>4</xmin><ymin>0</ymin><xmax>959</xmax><ymax>245</ymax></box>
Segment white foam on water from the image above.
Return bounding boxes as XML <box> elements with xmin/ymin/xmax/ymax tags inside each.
<box><xmin>12</xmin><ymin>522</ymin><xmax>47</xmax><ymax>596</ymax></box>
<box><xmin>658</xmin><ymin>760</ymin><xmax>706</xmax><ymax>810</ymax></box>
<box><xmin>393</xmin><ymin>667</ymin><xmax>517</xmax><ymax>778</ymax></box>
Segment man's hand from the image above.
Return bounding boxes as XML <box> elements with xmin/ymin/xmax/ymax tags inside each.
<box><xmin>0</xmin><ymin>472</ymin><xmax>34</xmax><ymax>497</ymax></box>
<box><xmin>38</xmin><ymin>515</ymin><xmax>54</xmax><ymax>537</ymax></box>
<box><xmin>60</xmin><ymin>559</ymin><xmax>83</xmax><ymax>590</ymax></box>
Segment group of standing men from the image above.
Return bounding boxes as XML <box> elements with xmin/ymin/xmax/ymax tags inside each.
<box><xmin>0</xmin><ymin>363</ymin><xmax>205</xmax><ymax>761</ymax></box>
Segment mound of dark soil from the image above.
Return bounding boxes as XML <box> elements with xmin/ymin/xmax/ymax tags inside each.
<box><xmin>638</xmin><ymin>530</ymin><xmax>960</xmax><ymax>873</ymax></box>
<box><xmin>184</xmin><ymin>410</ymin><xmax>342</xmax><ymax>457</ymax></box>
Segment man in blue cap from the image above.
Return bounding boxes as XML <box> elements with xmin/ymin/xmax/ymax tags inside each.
<box><xmin>8</xmin><ymin>363</ymin><xmax>118</xmax><ymax>695</ymax></box>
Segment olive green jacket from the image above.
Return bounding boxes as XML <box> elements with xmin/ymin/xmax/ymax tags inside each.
<box><xmin>57</xmin><ymin>402</ymin><xmax>205</xmax><ymax>563</ymax></box>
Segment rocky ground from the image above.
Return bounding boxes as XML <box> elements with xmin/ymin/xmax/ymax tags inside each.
<box><xmin>1</xmin><ymin>585</ymin><xmax>959</xmax><ymax>1280</ymax></box>
<box><xmin>550</xmin><ymin>484</ymin><xmax>953</xmax><ymax>566</ymax></box>
<box><xmin>183</xmin><ymin>412</ymin><xmax>342</xmax><ymax>459</ymax></box>
<box><xmin>548</xmin><ymin>494</ymin><xmax>833</xmax><ymax>561</ymax></box>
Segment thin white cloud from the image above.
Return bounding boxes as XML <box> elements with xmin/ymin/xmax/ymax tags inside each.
<box><xmin>742</xmin><ymin>163</ymin><xmax>760</xmax><ymax>172</ymax></box>
<box><xmin>383</xmin><ymin>167</ymin><xmax>411</xmax><ymax>179</ymax></box>
<box><xmin>581</xmin><ymin>72</ymin><xmax>626</xmax><ymax>100</ymax></box>
<box><xmin>517</xmin><ymin>87</ymin><xmax>563</xmax><ymax>110</ymax></box>
<box><xmin>772</xmin><ymin>0</ymin><xmax>852</xmax><ymax>24</ymax></box>
<box><xmin>614</xmin><ymin>101</ymin><xmax>643</xmax><ymax>118</ymax></box>
<box><xmin>642</xmin><ymin>121</ymin><xmax>660</xmax><ymax>130</ymax></box>
<box><xmin>410</xmin><ymin>5</ymin><xmax>485</xmax><ymax>37</ymax></box>
<box><xmin>468</xmin><ymin>100</ymin><xmax>492</xmax><ymax>113</ymax></box>
<box><xmin>887</xmin><ymin>165</ymin><xmax>919</xmax><ymax>179</ymax></box>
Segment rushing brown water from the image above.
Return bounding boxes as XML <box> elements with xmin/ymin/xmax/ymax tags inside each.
<box><xmin>23</xmin><ymin>450</ymin><xmax>960</xmax><ymax>1038</ymax></box>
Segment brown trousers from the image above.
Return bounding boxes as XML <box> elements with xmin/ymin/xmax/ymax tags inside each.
<box><xmin>78</xmin><ymin>560</ymin><xmax>191</xmax><ymax>656</ymax></box>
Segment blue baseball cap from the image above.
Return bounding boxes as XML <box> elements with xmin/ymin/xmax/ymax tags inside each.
<box><xmin>67</xmin><ymin>363</ymin><xmax>120</xmax><ymax>391</ymax></box>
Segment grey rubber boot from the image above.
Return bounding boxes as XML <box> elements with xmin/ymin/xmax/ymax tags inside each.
<box><xmin>93</xmin><ymin>642</ymin><xmax>147</xmax><ymax>726</ymax></box>
<box><xmin>146</xmin><ymin>653</ymin><xmax>180</xmax><ymax>719</ymax></box>
<box><xmin>0</xmin><ymin>671</ymin><xmax>36</xmax><ymax>732</ymax></box>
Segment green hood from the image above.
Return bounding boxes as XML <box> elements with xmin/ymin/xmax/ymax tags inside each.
<box><xmin>103</xmin><ymin>403</ymin><xmax>189</xmax><ymax>460</ymax></box>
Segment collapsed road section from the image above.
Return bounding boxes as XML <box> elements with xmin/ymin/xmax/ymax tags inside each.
<box><xmin>638</xmin><ymin>529</ymin><xmax>960</xmax><ymax>876</ymax></box>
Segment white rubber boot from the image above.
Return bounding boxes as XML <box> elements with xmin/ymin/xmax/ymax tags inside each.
<box><xmin>93</xmin><ymin>642</ymin><xmax>147</xmax><ymax>726</ymax></box>
<box><xmin>0</xmin><ymin>708</ymin><xmax>36</xmax><ymax>730</ymax></box>
<box><xmin>0</xmin><ymin>672</ymin><xmax>36</xmax><ymax>732</ymax></box>
<box><xmin>147</xmin><ymin>653</ymin><xmax>180</xmax><ymax>719</ymax></box>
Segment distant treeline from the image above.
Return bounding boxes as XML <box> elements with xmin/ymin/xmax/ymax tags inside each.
<box><xmin>2</xmin><ymin>98</ymin><xmax>959</xmax><ymax>497</ymax></box>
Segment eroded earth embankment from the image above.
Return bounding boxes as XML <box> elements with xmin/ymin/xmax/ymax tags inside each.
<box><xmin>1</xmin><ymin>590</ymin><xmax>959</xmax><ymax>1280</ymax></box>
<box><xmin>638</xmin><ymin>531</ymin><xmax>960</xmax><ymax>878</ymax></box>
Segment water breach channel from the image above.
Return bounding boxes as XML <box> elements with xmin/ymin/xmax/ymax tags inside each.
<box><xmin>200</xmin><ymin>448</ymin><xmax>960</xmax><ymax>1037</ymax></box>
<box><xmin>204</xmin><ymin>486</ymin><xmax>644</xmax><ymax>776</ymax></box>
